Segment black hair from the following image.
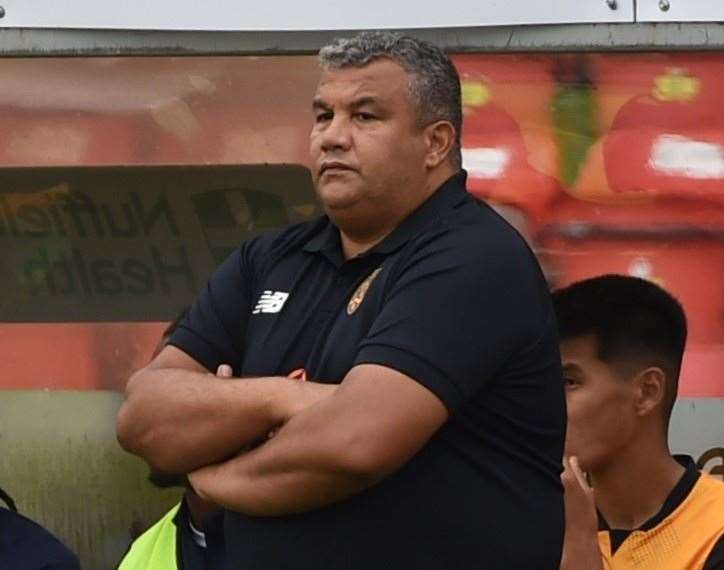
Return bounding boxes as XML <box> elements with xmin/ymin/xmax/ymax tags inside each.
<box><xmin>552</xmin><ymin>274</ymin><xmax>687</xmax><ymax>429</ymax></box>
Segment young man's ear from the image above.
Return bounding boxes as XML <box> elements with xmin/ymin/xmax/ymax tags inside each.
<box><xmin>633</xmin><ymin>367</ymin><xmax>666</xmax><ymax>418</ymax></box>
<box><xmin>423</xmin><ymin>121</ymin><xmax>456</xmax><ymax>169</ymax></box>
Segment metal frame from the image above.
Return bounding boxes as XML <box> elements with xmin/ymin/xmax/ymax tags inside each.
<box><xmin>1</xmin><ymin>23</ymin><xmax>724</xmax><ymax>57</ymax></box>
<box><xmin>0</xmin><ymin>0</ymin><xmax>632</xmax><ymax>32</ymax></box>
<box><xmin>637</xmin><ymin>0</ymin><xmax>724</xmax><ymax>23</ymax></box>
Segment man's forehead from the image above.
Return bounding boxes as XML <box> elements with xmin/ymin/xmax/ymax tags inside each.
<box><xmin>314</xmin><ymin>60</ymin><xmax>409</xmax><ymax>101</ymax></box>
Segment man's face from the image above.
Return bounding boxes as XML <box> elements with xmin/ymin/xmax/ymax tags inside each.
<box><xmin>561</xmin><ymin>335</ymin><xmax>638</xmax><ymax>473</ymax></box>
<box><xmin>309</xmin><ymin>59</ymin><xmax>429</xmax><ymax>226</ymax></box>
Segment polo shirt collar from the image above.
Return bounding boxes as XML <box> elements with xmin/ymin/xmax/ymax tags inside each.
<box><xmin>597</xmin><ymin>454</ymin><xmax>701</xmax><ymax>555</ymax></box>
<box><xmin>302</xmin><ymin>219</ymin><xmax>339</xmax><ymax>255</ymax></box>
<box><xmin>303</xmin><ymin>170</ymin><xmax>468</xmax><ymax>261</ymax></box>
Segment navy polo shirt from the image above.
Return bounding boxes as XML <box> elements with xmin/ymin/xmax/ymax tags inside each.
<box><xmin>171</xmin><ymin>170</ymin><xmax>566</xmax><ymax>569</ymax></box>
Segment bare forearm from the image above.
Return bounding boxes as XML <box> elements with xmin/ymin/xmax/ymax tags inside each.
<box><xmin>117</xmin><ymin>368</ymin><xmax>292</xmax><ymax>473</ymax></box>
<box><xmin>189</xmin><ymin>407</ymin><xmax>380</xmax><ymax>516</ymax></box>
<box><xmin>560</xmin><ymin>532</ymin><xmax>604</xmax><ymax>570</ymax></box>
<box><xmin>191</xmin><ymin>459</ymin><xmax>369</xmax><ymax>516</ymax></box>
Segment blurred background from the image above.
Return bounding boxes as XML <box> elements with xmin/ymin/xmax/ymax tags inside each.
<box><xmin>0</xmin><ymin>52</ymin><xmax>722</xmax><ymax>567</ymax></box>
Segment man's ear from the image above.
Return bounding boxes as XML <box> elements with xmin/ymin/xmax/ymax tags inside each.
<box><xmin>423</xmin><ymin>120</ymin><xmax>456</xmax><ymax>169</ymax></box>
<box><xmin>633</xmin><ymin>367</ymin><xmax>666</xmax><ymax>418</ymax></box>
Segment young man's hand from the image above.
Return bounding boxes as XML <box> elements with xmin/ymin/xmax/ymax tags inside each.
<box><xmin>560</xmin><ymin>456</ymin><xmax>603</xmax><ymax>570</ymax></box>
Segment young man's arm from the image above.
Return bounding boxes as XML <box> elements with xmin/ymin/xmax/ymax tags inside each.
<box><xmin>188</xmin><ymin>363</ymin><xmax>448</xmax><ymax>516</ymax></box>
<box><xmin>560</xmin><ymin>457</ymin><xmax>604</xmax><ymax>570</ymax></box>
<box><xmin>116</xmin><ymin>345</ymin><xmax>335</xmax><ymax>474</ymax></box>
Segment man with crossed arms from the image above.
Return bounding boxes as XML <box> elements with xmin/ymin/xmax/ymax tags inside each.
<box><xmin>118</xmin><ymin>31</ymin><xmax>565</xmax><ymax>569</ymax></box>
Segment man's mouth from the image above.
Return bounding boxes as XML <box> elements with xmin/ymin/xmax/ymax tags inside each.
<box><xmin>319</xmin><ymin>162</ymin><xmax>355</xmax><ymax>176</ymax></box>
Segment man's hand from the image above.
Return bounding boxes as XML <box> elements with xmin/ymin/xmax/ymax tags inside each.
<box><xmin>560</xmin><ymin>456</ymin><xmax>603</xmax><ymax>570</ymax></box>
<box><xmin>216</xmin><ymin>364</ymin><xmax>234</xmax><ymax>379</ymax></box>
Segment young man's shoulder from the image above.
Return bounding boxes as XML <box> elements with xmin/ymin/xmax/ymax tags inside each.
<box><xmin>698</xmin><ymin>471</ymin><xmax>724</xmax><ymax>490</ymax></box>
<box><xmin>692</xmin><ymin>471</ymin><xmax>724</xmax><ymax>510</ymax></box>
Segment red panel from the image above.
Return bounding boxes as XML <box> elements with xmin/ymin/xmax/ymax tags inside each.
<box><xmin>571</xmin><ymin>54</ymin><xmax>724</xmax><ymax>203</ymax></box>
<box><xmin>540</xmin><ymin>197</ymin><xmax>724</xmax><ymax>398</ymax></box>
<box><xmin>0</xmin><ymin>323</ymin><xmax>166</xmax><ymax>390</ymax></box>
<box><xmin>453</xmin><ymin>55</ymin><xmax>562</xmax><ymax>221</ymax></box>
<box><xmin>0</xmin><ymin>109</ymin><xmax>138</xmax><ymax>166</ymax></box>
<box><xmin>0</xmin><ymin>56</ymin><xmax>319</xmax><ymax>168</ymax></box>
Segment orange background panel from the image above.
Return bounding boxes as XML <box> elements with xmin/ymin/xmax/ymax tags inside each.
<box><xmin>0</xmin><ymin>322</ymin><xmax>166</xmax><ymax>391</ymax></box>
<box><xmin>1</xmin><ymin>311</ymin><xmax>721</xmax><ymax>397</ymax></box>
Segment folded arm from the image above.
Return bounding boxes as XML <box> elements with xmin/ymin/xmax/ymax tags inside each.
<box><xmin>189</xmin><ymin>363</ymin><xmax>448</xmax><ymax>516</ymax></box>
<box><xmin>116</xmin><ymin>345</ymin><xmax>334</xmax><ymax>473</ymax></box>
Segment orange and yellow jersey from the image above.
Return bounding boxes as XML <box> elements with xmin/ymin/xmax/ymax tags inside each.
<box><xmin>597</xmin><ymin>456</ymin><xmax>724</xmax><ymax>570</ymax></box>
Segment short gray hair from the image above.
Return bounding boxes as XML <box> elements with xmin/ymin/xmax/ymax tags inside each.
<box><xmin>319</xmin><ymin>31</ymin><xmax>462</xmax><ymax>168</ymax></box>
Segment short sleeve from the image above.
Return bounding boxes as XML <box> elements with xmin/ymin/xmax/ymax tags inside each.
<box><xmin>169</xmin><ymin>239</ymin><xmax>259</xmax><ymax>373</ymax></box>
<box><xmin>354</xmin><ymin>226</ymin><xmax>553</xmax><ymax>411</ymax></box>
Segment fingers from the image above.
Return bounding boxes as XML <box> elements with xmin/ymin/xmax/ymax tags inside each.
<box><xmin>216</xmin><ymin>364</ymin><xmax>233</xmax><ymax>378</ymax></box>
<box><xmin>562</xmin><ymin>456</ymin><xmax>593</xmax><ymax>496</ymax></box>
<box><xmin>561</xmin><ymin>456</ymin><xmax>599</xmax><ymax>537</ymax></box>
<box><xmin>561</xmin><ymin>457</ymin><xmax>576</xmax><ymax>488</ymax></box>
<box><xmin>568</xmin><ymin>456</ymin><xmax>591</xmax><ymax>491</ymax></box>
<box><xmin>287</xmin><ymin>368</ymin><xmax>308</xmax><ymax>381</ymax></box>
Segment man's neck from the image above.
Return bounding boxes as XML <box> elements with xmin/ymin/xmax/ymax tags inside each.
<box><xmin>591</xmin><ymin>440</ymin><xmax>685</xmax><ymax>530</ymax></box>
<box><xmin>339</xmin><ymin>167</ymin><xmax>457</xmax><ymax>259</ymax></box>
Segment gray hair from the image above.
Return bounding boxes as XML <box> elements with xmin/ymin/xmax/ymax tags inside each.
<box><xmin>318</xmin><ymin>31</ymin><xmax>462</xmax><ymax>168</ymax></box>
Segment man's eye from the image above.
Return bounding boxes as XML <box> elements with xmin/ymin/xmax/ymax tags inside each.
<box><xmin>315</xmin><ymin>112</ymin><xmax>333</xmax><ymax>123</ymax></box>
<box><xmin>564</xmin><ymin>377</ymin><xmax>580</xmax><ymax>389</ymax></box>
<box><xmin>355</xmin><ymin>112</ymin><xmax>375</xmax><ymax>122</ymax></box>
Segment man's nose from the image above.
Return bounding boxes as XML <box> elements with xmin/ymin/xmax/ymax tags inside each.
<box><xmin>320</xmin><ymin>114</ymin><xmax>352</xmax><ymax>152</ymax></box>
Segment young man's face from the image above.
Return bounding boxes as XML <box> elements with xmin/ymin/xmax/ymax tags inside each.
<box><xmin>309</xmin><ymin>59</ymin><xmax>430</xmax><ymax>230</ymax></box>
<box><xmin>561</xmin><ymin>335</ymin><xmax>638</xmax><ymax>473</ymax></box>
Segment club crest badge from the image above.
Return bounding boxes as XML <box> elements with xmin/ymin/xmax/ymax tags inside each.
<box><xmin>347</xmin><ymin>267</ymin><xmax>383</xmax><ymax>315</ymax></box>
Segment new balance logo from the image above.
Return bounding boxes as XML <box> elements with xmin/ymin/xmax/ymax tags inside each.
<box><xmin>252</xmin><ymin>291</ymin><xmax>289</xmax><ymax>314</ymax></box>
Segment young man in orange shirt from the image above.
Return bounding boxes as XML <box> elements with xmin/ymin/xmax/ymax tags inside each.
<box><xmin>554</xmin><ymin>275</ymin><xmax>723</xmax><ymax>570</ymax></box>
